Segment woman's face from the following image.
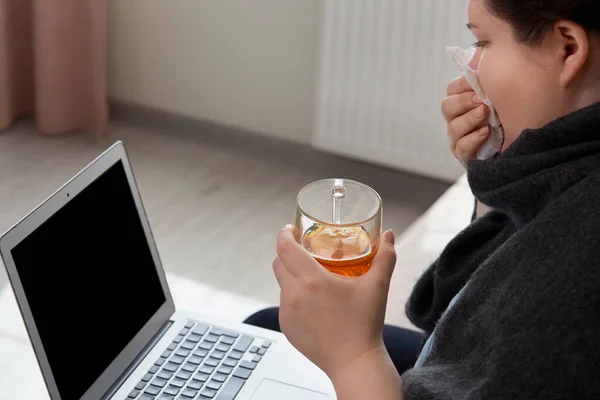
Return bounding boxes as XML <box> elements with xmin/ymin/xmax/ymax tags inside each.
<box><xmin>467</xmin><ymin>0</ymin><xmax>567</xmax><ymax>150</ymax></box>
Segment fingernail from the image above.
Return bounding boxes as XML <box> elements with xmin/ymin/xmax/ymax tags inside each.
<box><xmin>472</xmin><ymin>94</ymin><xmax>483</xmax><ymax>104</ymax></box>
<box><xmin>284</xmin><ymin>224</ymin><xmax>293</xmax><ymax>230</ymax></box>
<box><xmin>479</xmin><ymin>126</ymin><xmax>490</xmax><ymax>137</ymax></box>
<box><xmin>385</xmin><ymin>231</ymin><xmax>395</xmax><ymax>245</ymax></box>
<box><xmin>476</xmin><ymin>105</ymin><xmax>485</xmax><ymax>118</ymax></box>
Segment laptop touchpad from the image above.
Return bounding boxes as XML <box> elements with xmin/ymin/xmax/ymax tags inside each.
<box><xmin>250</xmin><ymin>379</ymin><xmax>329</xmax><ymax>400</ymax></box>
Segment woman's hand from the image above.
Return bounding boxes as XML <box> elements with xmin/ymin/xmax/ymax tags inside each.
<box><xmin>442</xmin><ymin>76</ymin><xmax>491</xmax><ymax>166</ymax></box>
<box><xmin>272</xmin><ymin>226</ymin><xmax>397</xmax><ymax>379</ymax></box>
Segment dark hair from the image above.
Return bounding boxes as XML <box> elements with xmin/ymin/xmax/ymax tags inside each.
<box><xmin>485</xmin><ymin>0</ymin><xmax>600</xmax><ymax>45</ymax></box>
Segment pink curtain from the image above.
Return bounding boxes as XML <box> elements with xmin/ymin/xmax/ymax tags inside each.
<box><xmin>0</xmin><ymin>0</ymin><xmax>107</xmax><ymax>136</ymax></box>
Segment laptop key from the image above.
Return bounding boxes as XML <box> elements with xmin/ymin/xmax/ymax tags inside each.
<box><xmin>170</xmin><ymin>378</ymin><xmax>187</xmax><ymax>388</ymax></box>
<box><xmin>175</xmin><ymin>370</ymin><xmax>192</xmax><ymax>380</ymax></box>
<box><xmin>261</xmin><ymin>341</ymin><xmax>271</xmax><ymax>348</ymax></box>
<box><xmin>199</xmin><ymin>365</ymin><xmax>215</xmax><ymax>375</ymax></box>
<box><xmin>157</xmin><ymin>395</ymin><xmax>174</xmax><ymax>400</ymax></box>
<box><xmin>249</xmin><ymin>346</ymin><xmax>259</xmax><ymax>354</ymax></box>
<box><xmin>204</xmin><ymin>334</ymin><xmax>219</xmax><ymax>343</ymax></box>
<box><xmin>175</xmin><ymin>348</ymin><xmax>191</xmax><ymax>358</ymax></box>
<box><xmin>180</xmin><ymin>388</ymin><xmax>198</xmax><ymax>398</ymax></box>
<box><xmin>149</xmin><ymin>365</ymin><xmax>160</xmax><ymax>374</ymax></box>
<box><xmin>252</xmin><ymin>355</ymin><xmax>262</xmax><ymax>363</ymax></box>
<box><xmin>164</xmin><ymin>386</ymin><xmax>181</xmax><ymax>396</ymax></box>
<box><xmin>181</xmin><ymin>341</ymin><xmax>195</xmax><ymax>350</ymax></box>
<box><xmin>215</xmin><ymin>343</ymin><xmax>231</xmax><ymax>352</ymax></box>
<box><xmin>239</xmin><ymin>361</ymin><xmax>256</xmax><ymax>371</ymax></box>
<box><xmin>220</xmin><ymin>336</ymin><xmax>235</xmax><ymax>345</ymax></box>
<box><xmin>206</xmin><ymin>380</ymin><xmax>222</xmax><ymax>391</ymax></box>
<box><xmin>136</xmin><ymin>381</ymin><xmax>146</xmax><ymax>390</ymax></box>
<box><xmin>151</xmin><ymin>378</ymin><xmax>168</xmax><ymax>388</ymax></box>
<box><xmin>155</xmin><ymin>358</ymin><xmax>166</xmax><ymax>366</ymax></box>
<box><xmin>188</xmin><ymin>380</ymin><xmax>203</xmax><ymax>390</ymax></box>
<box><xmin>163</xmin><ymin>362</ymin><xmax>179</xmax><ymax>373</ymax></box>
<box><xmin>199</xmin><ymin>341</ymin><xmax>214</xmax><ymax>350</ymax></box>
<box><xmin>167</xmin><ymin>342</ymin><xmax>177</xmax><ymax>351</ymax></box>
<box><xmin>215</xmin><ymin>376</ymin><xmax>245</xmax><ymax>400</ymax></box>
<box><xmin>212</xmin><ymin>373</ymin><xmax>228</xmax><ymax>383</ymax></box>
<box><xmin>128</xmin><ymin>389</ymin><xmax>140</xmax><ymax>398</ymax></box>
<box><xmin>179</xmin><ymin>327</ymin><xmax>190</xmax><ymax>336</ymax></box>
<box><xmin>192</xmin><ymin>323</ymin><xmax>210</xmax><ymax>336</ymax></box>
<box><xmin>142</xmin><ymin>373</ymin><xmax>153</xmax><ymax>382</ymax></box>
<box><xmin>257</xmin><ymin>347</ymin><xmax>267</xmax><ymax>356</ymax></box>
<box><xmin>204</xmin><ymin>358</ymin><xmax>219</xmax><ymax>367</ymax></box>
<box><xmin>210</xmin><ymin>350</ymin><xmax>226</xmax><ymax>360</ymax></box>
<box><xmin>199</xmin><ymin>388</ymin><xmax>217</xmax><ymax>398</ymax></box>
<box><xmin>144</xmin><ymin>385</ymin><xmax>161</xmax><ymax>396</ymax></box>
<box><xmin>170</xmin><ymin>355</ymin><xmax>185</xmax><ymax>365</ymax></box>
<box><xmin>233</xmin><ymin>336</ymin><xmax>253</xmax><ymax>353</ymax></box>
<box><xmin>187</xmin><ymin>333</ymin><xmax>202</xmax><ymax>343</ymax></box>
<box><xmin>211</xmin><ymin>328</ymin><xmax>240</xmax><ymax>338</ymax></box>
<box><xmin>223</xmin><ymin>358</ymin><xmax>238</xmax><ymax>368</ymax></box>
<box><xmin>173</xmin><ymin>335</ymin><xmax>184</xmax><ymax>344</ymax></box>
<box><xmin>193</xmin><ymin>372</ymin><xmax>210</xmax><ymax>382</ymax></box>
<box><xmin>218</xmin><ymin>365</ymin><xmax>233</xmax><ymax>375</ymax></box>
<box><xmin>228</xmin><ymin>351</ymin><xmax>243</xmax><ymax>360</ymax></box>
<box><xmin>158</xmin><ymin>370</ymin><xmax>173</xmax><ymax>380</ymax></box>
<box><xmin>194</xmin><ymin>348</ymin><xmax>209</xmax><ymax>358</ymax></box>
<box><xmin>139</xmin><ymin>394</ymin><xmax>156</xmax><ymax>400</ymax></box>
<box><xmin>232</xmin><ymin>367</ymin><xmax>252</xmax><ymax>380</ymax></box>
<box><xmin>188</xmin><ymin>355</ymin><xmax>203</xmax><ymax>365</ymax></box>
<box><xmin>162</xmin><ymin>350</ymin><xmax>172</xmax><ymax>358</ymax></box>
<box><xmin>182</xmin><ymin>362</ymin><xmax>197</xmax><ymax>373</ymax></box>
<box><xmin>233</xmin><ymin>335</ymin><xmax>254</xmax><ymax>353</ymax></box>
<box><xmin>185</xmin><ymin>321</ymin><xmax>195</xmax><ymax>328</ymax></box>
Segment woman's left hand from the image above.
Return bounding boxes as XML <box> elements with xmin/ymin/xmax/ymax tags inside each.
<box><xmin>273</xmin><ymin>226</ymin><xmax>397</xmax><ymax>379</ymax></box>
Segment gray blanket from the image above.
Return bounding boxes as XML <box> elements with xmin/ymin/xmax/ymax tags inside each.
<box><xmin>402</xmin><ymin>102</ymin><xmax>600</xmax><ymax>399</ymax></box>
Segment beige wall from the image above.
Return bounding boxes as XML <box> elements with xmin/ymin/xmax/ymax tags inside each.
<box><xmin>108</xmin><ymin>0</ymin><xmax>320</xmax><ymax>144</ymax></box>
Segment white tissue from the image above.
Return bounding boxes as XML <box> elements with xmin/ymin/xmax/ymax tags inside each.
<box><xmin>446</xmin><ymin>46</ymin><xmax>504</xmax><ymax>160</ymax></box>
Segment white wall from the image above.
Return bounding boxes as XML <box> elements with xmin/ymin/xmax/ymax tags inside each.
<box><xmin>108</xmin><ymin>0</ymin><xmax>320</xmax><ymax>144</ymax></box>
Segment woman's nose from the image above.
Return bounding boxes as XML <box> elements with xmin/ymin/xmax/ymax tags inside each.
<box><xmin>469</xmin><ymin>47</ymin><xmax>482</xmax><ymax>70</ymax></box>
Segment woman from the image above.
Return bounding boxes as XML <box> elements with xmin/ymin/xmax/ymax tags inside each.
<box><xmin>246</xmin><ymin>0</ymin><xmax>600</xmax><ymax>398</ymax></box>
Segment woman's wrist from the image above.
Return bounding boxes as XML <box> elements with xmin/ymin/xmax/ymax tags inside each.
<box><xmin>329</xmin><ymin>345</ymin><xmax>404</xmax><ymax>400</ymax></box>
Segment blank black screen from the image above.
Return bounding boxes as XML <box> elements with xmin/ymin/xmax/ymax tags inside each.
<box><xmin>11</xmin><ymin>161</ymin><xmax>166</xmax><ymax>400</ymax></box>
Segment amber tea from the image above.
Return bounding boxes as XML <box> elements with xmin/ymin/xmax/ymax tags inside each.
<box><xmin>301</xmin><ymin>225</ymin><xmax>378</xmax><ymax>277</ymax></box>
<box><xmin>296</xmin><ymin>179</ymin><xmax>382</xmax><ymax>278</ymax></box>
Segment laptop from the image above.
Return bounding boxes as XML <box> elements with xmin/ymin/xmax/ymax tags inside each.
<box><xmin>0</xmin><ymin>142</ymin><xmax>335</xmax><ymax>400</ymax></box>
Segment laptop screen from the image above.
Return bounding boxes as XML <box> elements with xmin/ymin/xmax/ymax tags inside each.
<box><xmin>11</xmin><ymin>160</ymin><xmax>166</xmax><ymax>400</ymax></box>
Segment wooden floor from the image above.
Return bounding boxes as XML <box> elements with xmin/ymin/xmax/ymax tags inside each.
<box><xmin>0</xmin><ymin>117</ymin><xmax>449</xmax><ymax>322</ymax></box>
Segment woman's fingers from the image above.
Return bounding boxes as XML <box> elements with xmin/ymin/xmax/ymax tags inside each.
<box><xmin>447</xmin><ymin>75</ymin><xmax>473</xmax><ymax>96</ymax></box>
<box><xmin>442</xmin><ymin>91</ymin><xmax>482</xmax><ymax>123</ymax></box>
<box><xmin>273</xmin><ymin>256</ymin><xmax>293</xmax><ymax>288</ymax></box>
<box><xmin>364</xmin><ymin>231</ymin><xmax>397</xmax><ymax>287</ymax></box>
<box><xmin>443</xmin><ymin>76</ymin><xmax>495</xmax><ymax>166</ymax></box>
<box><xmin>455</xmin><ymin>125</ymin><xmax>491</xmax><ymax>162</ymax></box>
<box><xmin>448</xmin><ymin>105</ymin><xmax>490</xmax><ymax>148</ymax></box>
<box><xmin>277</xmin><ymin>225</ymin><xmax>321</xmax><ymax>278</ymax></box>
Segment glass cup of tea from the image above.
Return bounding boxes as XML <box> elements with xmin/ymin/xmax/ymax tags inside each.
<box><xmin>295</xmin><ymin>178</ymin><xmax>382</xmax><ymax>277</ymax></box>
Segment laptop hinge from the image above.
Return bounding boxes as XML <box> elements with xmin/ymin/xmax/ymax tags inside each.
<box><xmin>101</xmin><ymin>319</ymin><xmax>174</xmax><ymax>400</ymax></box>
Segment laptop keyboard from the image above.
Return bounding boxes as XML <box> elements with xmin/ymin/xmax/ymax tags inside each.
<box><xmin>126</xmin><ymin>320</ymin><xmax>271</xmax><ymax>400</ymax></box>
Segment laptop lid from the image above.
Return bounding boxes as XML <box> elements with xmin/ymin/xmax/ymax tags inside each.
<box><xmin>0</xmin><ymin>142</ymin><xmax>175</xmax><ymax>400</ymax></box>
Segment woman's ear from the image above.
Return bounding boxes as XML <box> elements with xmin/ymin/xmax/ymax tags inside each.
<box><xmin>553</xmin><ymin>20</ymin><xmax>590</xmax><ymax>88</ymax></box>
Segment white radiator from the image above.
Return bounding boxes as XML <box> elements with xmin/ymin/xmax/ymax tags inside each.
<box><xmin>314</xmin><ymin>0</ymin><xmax>472</xmax><ymax>182</ymax></box>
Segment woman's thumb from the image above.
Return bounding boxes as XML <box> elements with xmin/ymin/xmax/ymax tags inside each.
<box><xmin>366</xmin><ymin>230</ymin><xmax>397</xmax><ymax>284</ymax></box>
